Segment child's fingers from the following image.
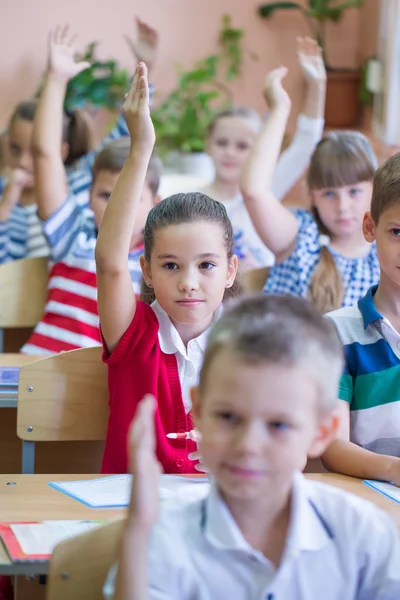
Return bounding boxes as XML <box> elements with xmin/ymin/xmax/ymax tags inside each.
<box><xmin>188</xmin><ymin>450</ymin><xmax>202</xmax><ymax>461</ymax></box>
<box><xmin>125</xmin><ymin>65</ymin><xmax>140</xmax><ymax>104</ymax></box>
<box><xmin>195</xmin><ymin>461</ymin><xmax>210</xmax><ymax>474</ymax></box>
<box><xmin>189</xmin><ymin>429</ymin><xmax>201</xmax><ymax>444</ymax></box>
<box><xmin>60</xmin><ymin>24</ymin><xmax>70</xmax><ymax>44</ymax></box>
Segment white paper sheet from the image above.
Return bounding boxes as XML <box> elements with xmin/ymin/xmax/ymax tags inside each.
<box><xmin>364</xmin><ymin>479</ymin><xmax>400</xmax><ymax>504</ymax></box>
<box><xmin>49</xmin><ymin>475</ymin><xmax>209</xmax><ymax>508</ymax></box>
<box><xmin>10</xmin><ymin>521</ymin><xmax>102</xmax><ymax>556</ymax></box>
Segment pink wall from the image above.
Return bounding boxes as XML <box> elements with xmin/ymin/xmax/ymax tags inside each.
<box><xmin>0</xmin><ymin>0</ymin><xmax>379</xmax><ymax>132</ymax></box>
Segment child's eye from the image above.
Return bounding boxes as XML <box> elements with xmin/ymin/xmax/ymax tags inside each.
<box><xmin>199</xmin><ymin>261</ymin><xmax>215</xmax><ymax>270</ymax></box>
<box><xmin>216</xmin><ymin>139</ymin><xmax>228</xmax><ymax>148</ymax></box>
<box><xmin>322</xmin><ymin>190</ymin><xmax>335</xmax><ymax>199</ymax></box>
<box><xmin>237</xmin><ymin>142</ymin><xmax>250</xmax><ymax>151</ymax></box>
<box><xmin>99</xmin><ymin>192</ymin><xmax>111</xmax><ymax>201</ymax></box>
<box><xmin>391</xmin><ymin>229</ymin><xmax>400</xmax><ymax>237</ymax></box>
<box><xmin>269</xmin><ymin>421</ymin><xmax>291</xmax><ymax>432</ymax></box>
<box><xmin>162</xmin><ymin>262</ymin><xmax>178</xmax><ymax>270</ymax></box>
<box><xmin>10</xmin><ymin>144</ymin><xmax>21</xmax><ymax>157</ymax></box>
<box><xmin>349</xmin><ymin>188</ymin><xmax>361</xmax><ymax>197</ymax></box>
<box><xmin>216</xmin><ymin>412</ymin><xmax>238</xmax><ymax>424</ymax></box>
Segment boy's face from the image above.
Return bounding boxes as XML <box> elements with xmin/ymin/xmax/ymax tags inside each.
<box><xmin>90</xmin><ymin>169</ymin><xmax>157</xmax><ymax>248</ymax></box>
<box><xmin>363</xmin><ymin>205</ymin><xmax>400</xmax><ymax>288</ymax></box>
<box><xmin>8</xmin><ymin>118</ymin><xmax>35</xmax><ymax>188</ymax></box>
<box><xmin>192</xmin><ymin>350</ymin><xmax>337</xmax><ymax>506</ymax></box>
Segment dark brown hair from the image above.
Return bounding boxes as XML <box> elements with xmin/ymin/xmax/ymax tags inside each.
<box><xmin>199</xmin><ymin>294</ymin><xmax>344</xmax><ymax>412</ymax></box>
<box><xmin>208</xmin><ymin>106</ymin><xmax>262</xmax><ymax>136</ymax></box>
<box><xmin>10</xmin><ymin>100</ymin><xmax>93</xmax><ymax>166</ymax></box>
<box><xmin>140</xmin><ymin>192</ymin><xmax>243</xmax><ymax>304</ymax></box>
<box><xmin>306</xmin><ymin>131</ymin><xmax>377</xmax><ymax>313</ymax></box>
<box><xmin>92</xmin><ymin>138</ymin><xmax>162</xmax><ymax>196</ymax></box>
<box><xmin>370</xmin><ymin>152</ymin><xmax>400</xmax><ymax>224</ymax></box>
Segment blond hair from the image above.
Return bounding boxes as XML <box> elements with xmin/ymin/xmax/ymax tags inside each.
<box><xmin>199</xmin><ymin>294</ymin><xmax>344</xmax><ymax>413</ymax></box>
<box><xmin>307</xmin><ymin>131</ymin><xmax>377</xmax><ymax>313</ymax></box>
<box><xmin>371</xmin><ymin>152</ymin><xmax>400</xmax><ymax>223</ymax></box>
<box><xmin>207</xmin><ymin>106</ymin><xmax>262</xmax><ymax>136</ymax></box>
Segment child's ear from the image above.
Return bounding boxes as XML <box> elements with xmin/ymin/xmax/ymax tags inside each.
<box><xmin>190</xmin><ymin>386</ymin><xmax>201</xmax><ymax>424</ymax></box>
<box><xmin>140</xmin><ymin>255</ymin><xmax>153</xmax><ymax>287</ymax></box>
<box><xmin>307</xmin><ymin>411</ymin><xmax>340</xmax><ymax>459</ymax></box>
<box><xmin>227</xmin><ymin>254</ymin><xmax>238</xmax><ymax>288</ymax></box>
<box><xmin>363</xmin><ymin>211</ymin><xmax>376</xmax><ymax>243</ymax></box>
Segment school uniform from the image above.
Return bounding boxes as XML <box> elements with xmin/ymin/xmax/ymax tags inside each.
<box><xmin>103</xmin><ymin>472</ymin><xmax>400</xmax><ymax>600</ymax></box>
<box><xmin>326</xmin><ymin>284</ymin><xmax>400</xmax><ymax>455</ymax></box>
<box><xmin>101</xmin><ymin>301</ymin><xmax>222</xmax><ymax>474</ymax></box>
<box><xmin>227</xmin><ymin>114</ymin><xmax>324</xmax><ymax>270</ymax></box>
<box><xmin>21</xmin><ymin>194</ymin><xmax>143</xmax><ymax>354</ymax></box>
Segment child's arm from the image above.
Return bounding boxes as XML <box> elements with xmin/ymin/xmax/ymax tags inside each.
<box><xmin>33</xmin><ymin>26</ymin><xmax>90</xmax><ymax>221</ymax></box>
<box><xmin>95</xmin><ymin>63</ymin><xmax>155</xmax><ymax>353</ymax></box>
<box><xmin>240</xmin><ymin>68</ymin><xmax>299</xmax><ymax>259</ymax></box>
<box><xmin>0</xmin><ymin>169</ymin><xmax>33</xmax><ymax>222</ymax></box>
<box><xmin>321</xmin><ymin>400</ymin><xmax>400</xmax><ymax>485</ymax></box>
<box><xmin>113</xmin><ymin>395</ymin><xmax>160</xmax><ymax>600</ymax></box>
<box><xmin>272</xmin><ymin>37</ymin><xmax>326</xmax><ymax>201</ymax></box>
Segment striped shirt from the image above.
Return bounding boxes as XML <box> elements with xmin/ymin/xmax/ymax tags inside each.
<box><xmin>21</xmin><ymin>194</ymin><xmax>143</xmax><ymax>355</ymax></box>
<box><xmin>0</xmin><ymin>109</ymin><xmax>133</xmax><ymax>265</ymax></box>
<box><xmin>326</xmin><ymin>285</ymin><xmax>400</xmax><ymax>456</ymax></box>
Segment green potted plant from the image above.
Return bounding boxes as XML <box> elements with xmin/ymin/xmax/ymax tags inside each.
<box><xmin>151</xmin><ymin>15</ymin><xmax>256</xmax><ymax>177</ymax></box>
<box><xmin>258</xmin><ymin>0</ymin><xmax>365</xmax><ymax>128</ymax></box>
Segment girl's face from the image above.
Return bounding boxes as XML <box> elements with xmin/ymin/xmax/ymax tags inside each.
<box><xmin>141</xmin><ymin>220</ymin><xmax>237</xmax><ymax>333</ymax></box>
<box><xmin>311</xmin><ymin>181</ymin><xmax>373</xmax><ymax>239</ymax></box>
<box><xmin>8</xmin><ymin>118</ymin><xmax>34</xmax><ymax>183</ymax></box>
<box><xmin>207</xmin><ymin>116</ymin><xmax>258</xmax><ymax>185</ymax></box>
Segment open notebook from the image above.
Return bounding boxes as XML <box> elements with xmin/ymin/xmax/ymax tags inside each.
<box><xmin>49</xmin><ymin>474</ymin><xmax>210</xmax><ymax>508</ymax></box>
<box><xmin>364</xmin><ymin>480</ymin><xmax>400</xmax><ymax>504</ymax></box>
<box><xmin>0</xmin><ymin>521</ymin><xmax>103</xmax><ymax>563</ymax></box>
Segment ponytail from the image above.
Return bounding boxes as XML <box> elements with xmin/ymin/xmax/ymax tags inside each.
<box><xmin>62</xmin><ymin>109</ymin><xmax>93</xmax><ymax>166</ymax></box>
<box><xmin>308</xmin><ymin>207</ymin><xmax>343</xmax><ymax>313</ymax></box>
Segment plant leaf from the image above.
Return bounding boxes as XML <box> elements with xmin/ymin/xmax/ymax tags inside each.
<box><xmin>258</xmin><ymin>2</ymin><xmax>304</xmax><ymax>18</ymax></box>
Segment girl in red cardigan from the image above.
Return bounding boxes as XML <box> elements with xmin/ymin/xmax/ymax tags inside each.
<box><xmin>96</xmin><ymin>62</ymin><xmax>242</xmax><ymax>474</ymax></box>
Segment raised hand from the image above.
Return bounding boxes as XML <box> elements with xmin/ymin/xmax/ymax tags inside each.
<box><xmin>123</xmin><ymin>62</ymin><xmax>155</xmax><ymax>150</ymax></box>
<box><xmin>128</xmin><ymin>395</ymin><xmax>161</xmax><ymax>529</ymax></box>
<box><xmin>297</xmin><ymin>37</ymin><xmax>326</xmax><ymax>84</ymax></box>
<box><xmin>48</xmin><ymin>25</ymin><xmax>90</xmax><ymax>81</ymax></box>
<box><xmin>124</xmin><ymin>17</ymin><xmax>159</xmax><ymax>73</ymax></box>
<box><xmin>263</xmin><ymin>67</ymin><xmax>291</xmax><ymax>112</ymax></box>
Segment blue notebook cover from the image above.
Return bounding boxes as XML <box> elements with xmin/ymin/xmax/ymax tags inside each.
<box><xmin>364</xmin><ymin>479</ymin><xmax>400</xmax><ymax>504</ymax></box>
<box><xmin>0</xmin><ymin>367</ymin><xmax>20</xmax><ymax>389</ymax></box>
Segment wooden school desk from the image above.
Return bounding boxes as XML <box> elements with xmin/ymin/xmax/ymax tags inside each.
<box><xmin>0</xmin><ymin>472</ymin><xmax>399</xmax><ymax>577</ymax></box>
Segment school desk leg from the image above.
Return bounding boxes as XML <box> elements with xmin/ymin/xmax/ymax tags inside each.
<box><xmin>21</xmin><ymin>441</ymin><xmax>35</xmax><ymax>474</ymax></box>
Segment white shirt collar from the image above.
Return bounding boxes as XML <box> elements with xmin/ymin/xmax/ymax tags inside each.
<box><xmin>151</xmin><ymin>300</ymin><xmax>223</xmax><ymax>357</ymax></box>
<box><xmin>204</xmin><ymin>473</ymin><xmax>332</xmax><ymax>558</ymax></box>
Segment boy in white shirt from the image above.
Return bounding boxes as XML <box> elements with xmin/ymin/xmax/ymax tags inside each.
<box><xmin>104</xmin><ymin>295</ymin><xmax>400</xmax><ymax>600</ymax></box>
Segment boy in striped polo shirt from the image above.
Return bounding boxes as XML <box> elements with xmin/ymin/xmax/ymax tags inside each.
<box><xmin>22</xmin><ymin>139</ymin><xmax>161</xmax><ymax>354</ymax></box>
<box><xmin>323</xmin><ymin>153</ymin><xmax>400</xmax><ymax>485</ymax></box>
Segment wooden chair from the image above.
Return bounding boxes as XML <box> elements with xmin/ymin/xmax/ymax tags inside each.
<box><xmin>46</xmin><ymin>518</ymin><xmax>125</xmax><ymax>600</ymax></box>
<box><xmin>242</xmin><ymin>267</ymin><xmax>270</xmax><ymax>293</ymax></box>
<box><xmin>0</xmin><ymin>256</ymin><xmax>48</xmax><ymax>351</ymax></box>
<box><xmin>17</xmin><ymin>346</ymin><xmax>109</xmax><ymax>474</ymax></box>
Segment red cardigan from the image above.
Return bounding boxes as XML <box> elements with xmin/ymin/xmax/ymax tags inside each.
<box><xmin>101</xmin><ymin>301</ymin><xmax>197</xmax><ymax>474</ymax></box>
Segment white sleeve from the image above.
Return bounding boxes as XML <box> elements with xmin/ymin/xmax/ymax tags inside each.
<box><xmin>357</xmin><ymin>511</ymin><xmax>400</xmax><ymax>599</ymax></box>
<box><xmin>271</xmin><ymin>114</ymin><xmax>324</xmax><ymax>201</ymax></box>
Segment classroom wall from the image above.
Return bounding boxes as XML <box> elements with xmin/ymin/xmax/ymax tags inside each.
<box><xmin>0</xmin><ymin>0</ymin><xmax>379</xmax><ymax>133</ymax></box>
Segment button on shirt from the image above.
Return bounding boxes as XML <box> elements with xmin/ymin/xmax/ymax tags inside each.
<box><xmin>151</xmin><ymin>301</ymin><xmax>223</xmax><ymax>413</ymax></box>
<box><xmin>103</xmin><ymin>472</ymin><xmax>400</xmax><ymax>600</ymax></box>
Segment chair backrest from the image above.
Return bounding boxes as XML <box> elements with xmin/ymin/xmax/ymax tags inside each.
<box><xmin>242</xmin><ymin>267</ymin><xmax>270</xmax><ymax>293</ymax></box>
<box><xmin>17</xmin><ymin>346</ymin><xmax>109</xmax><ymax>443</ymax></box>
<box><xmin>46</xmin><ymin>518</ymin><xmax>124</xmax><ymax>600</ymax></box>
<box><xmin>0</xmin><ymin>256</ymin><xmax>48</xmax><ymax>327</ymax></box>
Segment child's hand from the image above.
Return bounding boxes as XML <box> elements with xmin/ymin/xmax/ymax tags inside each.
<box><xmin>47</xmin><ymin>25</ymin><xmax>90</xmax><ymax>81</ymax></box>
<box><xmin>8</xmin><ymin>167</ymin><xmax>34</xmax><ymax>191</ymax></box>
<box><xmin>128</xmin><ymin>394</ymin><xmax>161</xmax><ymax>529</ymax></box>
<box><xmin>188</xmin><ymin>429</ymin><xmax>209</xmax><ymax>474</ymax></box>
<box><xmin>263</xmin><ymin>67</ymin><xmax>291</xmax><ymax>112</ymax></box>
<box><xmin>123</xmin><ymin>62</ymin><xmax>155</xmax><ymax>150</ymax></box>
<box><xmin>124</xmin><ymin>17</ymin><xmax>159</xmax><ymax>74</ymax></box>
<box><xmin>297</xmin><ymin>37</ymin><xmax>326</xmax><ymax>84</ymax></box>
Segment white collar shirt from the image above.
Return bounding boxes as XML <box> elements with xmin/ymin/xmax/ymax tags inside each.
<box><xmin>151</xmin><ymin>301</ymin><xmax>223</xmax><ymax>413</ymax></box>
<box><xmin>103</xmin><ymin>472</ymin><xmax>400</xmax><ymax>599</ymax></box>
